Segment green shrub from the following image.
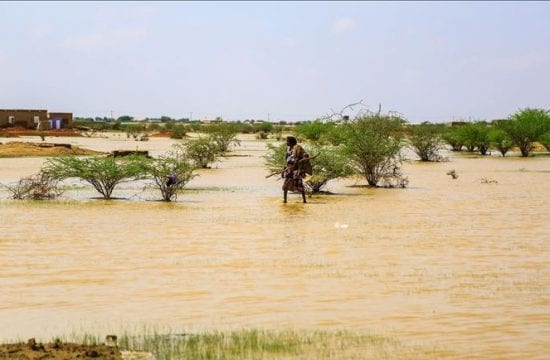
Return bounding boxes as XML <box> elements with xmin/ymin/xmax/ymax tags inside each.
<box><xmin>263</xmin><ymin>142</ymin><xmax>354</xmax><ymax>194</ymax></box>
<box><xmin>471</xmin><ymin>122</ymin><xmax>491</xmax><ymax>155</ymax></box>
<box><xmin>407</xmin><ymin>123</ymin><xmax>445</xmax><ymax>161</ymax></box>
<box><xmin>264</xmin><ymin>142</ymin><xmax>287</xmax><ymax>178</ymax></box>
<box><xmin>123</xmin><ymin>124</ymin><xmax>145</xmax><ymax>140</ymax></box>
<box><xmin>455</xmin><ymin>124</ymin><xmax>477</xmax><ymax>152</ymax></box>
<box><xmin>502</xmin><ymin>108</ymin><xmax>550</xmax><ymax>157</ymax></box>
<box><xmin>489</xmin><ymin>128</ymin><xmax>514</xmax><ymax>156</ymax></box>
<box><xmin>43</xmin><ymin>155</ymin><xmax>147</xmax><ymax>199</ymax></box>
<box><xmin>539</xmin><ymin>131</ymin><xmax>550</xmax><ymax>152</ymax></box>
<box><xmin>190</xmin><ymin>122</ymin><xmax>204</xmax><ymax>132</ymax></box>
<box><xmin>207</xmin><ymin>123</ymin><xmax>241</xmax><ymax>152</ymax></box>
<box><xmin>341</xmin><ymin>113</ymin><xmax>407</xmax><ymax>187</ymax></box>
<box><xmin>147</xmin><ymin>123</ymin><xmax>161</xmax><ymax>131</ymax></box>
<box><xmin>442</xmin><ymin>127</ymin><xmax>464</xmax><ymax>151</ymax></box>
<box><xmin>302</xmin><ymin>143</ymin><xmax>355</xmax><ymax>193</ymax></box>
<box><xmin>295</xmin><ymin>120</ymin><xmax>335</xmax><ymax>144</ymax></box>
<box><xmin>239</xmin><ymin>123</ymin><xmax>254</xmax><ymax>134</ymax></box>
<box><xmin>164</xmin><ymin>121</ymin><xmax>176</xmax><ymax>131</ymax></box>
<box><xmin>449</xmin><ymin>122</ymin><xmax>491</xmax><ymax>154</ymax></box>
<box><xmin>183</xmin><ymin>137</ymin><xmax>221</xmax><ymax>168</ymax></box>
<box><xmin>170</xmin><ymin>125</ymin><xmax>187</xmax><ymax>139</ymax></box>
<box><xmin>255</xmin><ymin>122</ymin><xmax>273</xmax><ymax>133</ymax></box>
<box><xmin>142</xmin><ymin>146</ymin><xmax>196</xmax><ymax>201</ymax></box>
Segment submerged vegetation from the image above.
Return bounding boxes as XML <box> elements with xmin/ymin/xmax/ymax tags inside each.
<box><xmin>206</xmin><ymin>123</ymin><xmax>241</xmax><ymax>152</ymax></box>
<box><xmin>142</xmin><ymin>146</ymin><xmax>196</xmax><ymax>202</ymax></box>
<box><xmin>446</xmin><ymin>169</ymin><xmax>459</xmax><ymax>179</ymax></box>
<box><xmin>406</xmin><ymin>122</ymin><xmax>446</xmax><ymax>162</ymax></box>
<box><xmin>341</xmin><ymin>113</ymin><xmax>408</xmax><ymax>187</ymax></box>
<box><xmin>302</xmin><ymin>143</ymin><xmax>355</xmax><ymax>193</ymax></box>
<box><xmin>2</xmin><ymin>172</ymin><xmax>63</xmax><ymax>200</ymax></box>
<box><xmin>441</xmin><ymin>108</ymin><xmax>550</xmax><ymax>156</ymax></box>
<box><xmin>501</xmin><ymin>108</ymin><xmax>550</xmax><ymax>157</ymax></box>
<box><xmin>43</xmin><ymin>155</ymin><xmax>146</xmax><ymax>200</ymax></box>
<box><xmin>40</xmin><ymin>151</ymin><xmax>198</xmax><ymax>202</ymax></box>
<box><xmin>489</xmin><ymin>128</ymin><xmax>514</xmax><ymax>157</ymax></box>
<box><xmin>265</xmin><ymin>110</ymin><xmax>410</xmax><ymax>192</ymax></box>
<box><xmin>2</xmin><ymin>106</ymin><xmax>550</xmax><ymax>203</ymax></box>
<box><xmin>182</xmin><ymin>137</ymin><xmax>221</xmax><ymax>169</ymax></box>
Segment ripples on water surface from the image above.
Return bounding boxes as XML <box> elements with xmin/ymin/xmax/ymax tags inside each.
<box><xmin>0</xmin><ymin>136</ymin><xmax>548</xmax><ymax>358</ymax></box>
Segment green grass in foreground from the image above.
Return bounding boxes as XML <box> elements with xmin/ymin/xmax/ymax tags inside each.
<box><xmin>60</xmin><ymin>329</ymin><xmax>447</xmax><ymax>359</ymax></box>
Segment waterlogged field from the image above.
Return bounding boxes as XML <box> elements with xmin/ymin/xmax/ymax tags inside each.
<box><xmin>0</xmin><ymin>135</ymin><xmax>549</xmax><ymax>359</ymax></box>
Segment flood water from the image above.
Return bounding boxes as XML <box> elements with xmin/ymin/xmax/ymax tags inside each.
<box><xmin>0</xmin><ymin>135</ymin><xmax>549</xmax><ymax>358</ymax></box>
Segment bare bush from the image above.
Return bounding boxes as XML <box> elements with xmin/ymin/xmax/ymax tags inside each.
<box><xmin>447</xmin><ymin>169</ymin><xmax>458</xmax><ymax>179</ymax></box>
<box><xmin>4</xmin><ymin>173</ymin><xmax>63</xmax><ymax>200</ymax></box>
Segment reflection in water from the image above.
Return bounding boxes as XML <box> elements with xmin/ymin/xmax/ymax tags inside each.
<box><xmin>0</xmin><ymin>136</ymin><xmax>549</xmax><ymax>358</ymax></box>
<box><xmin>279</xmin><ymin>202</ymin><xmax>310</xmax><ymax>216</ymax></box>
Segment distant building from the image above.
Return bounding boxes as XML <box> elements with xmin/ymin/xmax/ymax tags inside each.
<box><xmin>447</xmin><ymin>121</ymin><xmax>467</xmax><ymax>127</ymax></box>
<box><xmin>48</xmin><ymin>112</ymin><xmax>73</xmax><ymax>129</ymax></box>
<box><xmin>0</xmin><ymin>109</ymin><xmax>47</xmax><ymax>128</ymax></box>
<box><xmin>0</xmin><ymin>109</ymin><xmax>73</xmax><ymax>129</ymax></box>
<box><xmin>200</xmin><ymin>118</ymin><xmax>223</xmax><ymax>124</ymax></box>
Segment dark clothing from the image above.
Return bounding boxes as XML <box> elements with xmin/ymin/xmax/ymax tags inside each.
<box><xmin>282</xmin><ymin>144</ymin><xmax>306</xmax><ymax>193</ymax></box>
<box><xmin>166</xmin><ymin>174</ymin><xmax>177</xmax><ymax>187</ymax></box>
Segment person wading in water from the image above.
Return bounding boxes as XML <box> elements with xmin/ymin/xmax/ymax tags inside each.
<box><xmin>282</xmin><ymin>136</ymin><xmax>311</xmax><ymax>203</ymax></box>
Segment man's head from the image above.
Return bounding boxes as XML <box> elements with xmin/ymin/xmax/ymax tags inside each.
<box><xmin>286</xmin><ymin>136</ymin><xmax>297</xmax><ymax>147</ymax></box>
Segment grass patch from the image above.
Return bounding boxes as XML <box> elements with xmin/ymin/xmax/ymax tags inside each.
<box><xmin>50</xmin><ymin>329</ymin><xmax>444</xmax><ymax>359</ymax></box>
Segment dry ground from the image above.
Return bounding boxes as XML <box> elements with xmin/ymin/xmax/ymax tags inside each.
<box><xmin>0</xmin><ymin>339</ymin><xmax>122</xmax><ymax>359</ymax></box>
<box><xmin>0</xmin><ymin>142</ymin><xmax>103</xmax><ymax>157</ymax></box>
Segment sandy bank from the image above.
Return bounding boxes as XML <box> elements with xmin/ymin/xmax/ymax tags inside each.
<box><xmin>0</xmin><ymin>142</ymin><xmax>104</xmax><ymax>157</ymax></box>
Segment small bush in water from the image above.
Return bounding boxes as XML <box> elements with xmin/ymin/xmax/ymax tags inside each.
<box><xmin>142</xmin><ymin>146</ymin><xmax>196</xmax><ymax>201</ymax></box>
<box><xmin>3</xmin><ymin>172</ymin><xmax>63</xmax><ymax>200</ymax></box>
<box><xmin>182</xmin><ymin>137</ymin><xmax>221</xmax><ymax>169</ymax></box>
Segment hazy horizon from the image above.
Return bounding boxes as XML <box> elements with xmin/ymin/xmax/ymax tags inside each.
<box><xmin>1</xmin><ymin>1</ymin><xmax>549</xmax><ymax>123</ymax></box>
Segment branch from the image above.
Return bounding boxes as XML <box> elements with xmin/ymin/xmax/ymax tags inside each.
<box><xmin>318</xmin><ymin>99</ymin><xmax>368</xmax><ymax>122</ymax></box>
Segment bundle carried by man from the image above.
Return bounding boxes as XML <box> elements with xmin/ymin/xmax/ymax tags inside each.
<box><xmin>265</xmin><ymin>146</ymin><xmax>318</xmax><ymax>179</ymax></box>
<box><xmin>292</xmin><ymin>146</ymin><xmax>314</xmax><ymax>178</ymax></box>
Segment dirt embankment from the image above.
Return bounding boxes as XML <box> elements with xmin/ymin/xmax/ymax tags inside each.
<box><xmin>0</xmin><ymin>338</ymin><xmax>122</xmax><ymax>359</ymax></box>
<box><xmin>0</xmin><ymin>128</ymin><xmax>82</xmax><ymax>138</ymax></box>
<box><xmin>148</xmin><ymin>131</ymin><xmax>172</xmax><ymax>138</ymax></box>
<box><xmin>0</xmin><ymin>142</ymin><xmax>104</xmax><ymax>157</ymax></box>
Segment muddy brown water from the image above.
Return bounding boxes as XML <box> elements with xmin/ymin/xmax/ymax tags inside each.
<box><xmin>0</xmin><ymin>135</ymin><xmax>548</xmax><ymax>358</ymax></box>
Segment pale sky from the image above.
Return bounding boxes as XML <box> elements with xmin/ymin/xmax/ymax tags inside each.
<box><xmin>1</xmin><ymin>1</ymin><xmax>549</xmax><ymax>122</ymax></box>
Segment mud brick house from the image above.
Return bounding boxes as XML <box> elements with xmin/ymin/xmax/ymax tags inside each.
<box><xmin>0</xmin><ymin>109</ymin><xmax>73</xmax><ymax>129</ymax></box>
<box><xmin>0</xmin><ymin>109</ymin><xmax>47</xmax><ymax>128</ymax></box>
<box><xmin>47</xmin><ymin>112</ymin><xmax>73</xmax><ymax>129</ymax></box>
